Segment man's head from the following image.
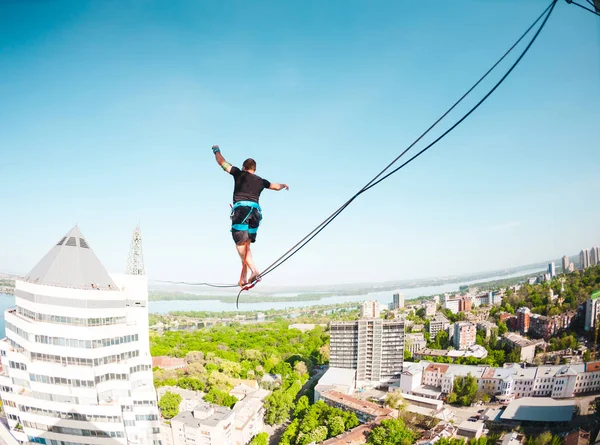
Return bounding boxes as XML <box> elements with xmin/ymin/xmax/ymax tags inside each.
<box><xmin>242</xmin><ymin>158</ymin><xmax>257</xmax><ymax>173</ymax></box>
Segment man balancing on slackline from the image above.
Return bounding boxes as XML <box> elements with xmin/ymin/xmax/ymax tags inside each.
<box><xmin>212</xmin><ymin>145</ymin><xmax>289</xmax><ymax>287</ymax></box>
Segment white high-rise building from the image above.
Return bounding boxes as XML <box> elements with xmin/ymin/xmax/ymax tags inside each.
<box><xmin>591</xmin><ymin>247</ymin><xmax>600</xmax><ymax>267</ymax></box>
<box><xmin>548</xmin><ymin>262</ymin><xmax>556</xmax><ymax>278</ymax></box>
<box><xmin>360</xmin><ymin>301</ymin><xmax>381</xmax><ymax>319</ymax></box>
<box><xmin>392</xmin><ymin>293</ymin><xmax>404</xmax><ymax>310</ymax></box>
<box><xmin>585</xmin><ymin>292</ymin><xmax>600</xmax><ymax>332</ymax></box>
<box><xmin>581</xmin><ymin>249</ymin><xmax>591</xmax><ymax>269</ymax></box>
<box><xmin>0</xmin><ymin>226</ymin><xmax>161</xmax><ymax>445</ymax></box>
<box><xmin>562</xmin><ymin>256</ymin><xmax>570</xmax><ymax>273</ymax></box>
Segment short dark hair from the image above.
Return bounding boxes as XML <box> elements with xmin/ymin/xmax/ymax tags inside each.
<box><xmin>243</xmin><ymin>158</ymin><xmax>257</xmax><ymax>171</ymax></box>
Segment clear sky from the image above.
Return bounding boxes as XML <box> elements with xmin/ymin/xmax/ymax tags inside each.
<box><xmin>0</xmin><ymin>0</ymin><xmax>598</xmax><ymax>287</ymax></box>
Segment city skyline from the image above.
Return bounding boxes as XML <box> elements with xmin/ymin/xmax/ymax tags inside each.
<box><xmin>1</xmin><ymin>1</ymin><xmax>599</xmax><ymax>286</ymax></box>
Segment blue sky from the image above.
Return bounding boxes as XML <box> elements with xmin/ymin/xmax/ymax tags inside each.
<box><xmin>0</xmin><ymin>0</ymin><xmax>598</xmax><ymax>287</ymax></box>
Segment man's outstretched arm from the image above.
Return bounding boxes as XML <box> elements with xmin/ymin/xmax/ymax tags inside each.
<box><xmin>268</xmin><ymin>182</ymin><xmax>289</xmax><ymax>191</ymax></box>
<box><xmin>212</xmin><ymin>145</ymin><xmax>232</xmax><ymax>173</ymax></box>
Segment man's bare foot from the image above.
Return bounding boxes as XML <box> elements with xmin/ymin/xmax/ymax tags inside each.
<box><xmin>248</xmin><ymin>271</ymin><xmax>261</xmax><ymax>284</ymax></box>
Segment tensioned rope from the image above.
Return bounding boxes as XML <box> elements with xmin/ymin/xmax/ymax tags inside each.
<box><xmin>233</xmin><ymin>0</ymin><xmax>559</xmax><ymax>307</ymax></box>
<box><xmin>566</xmin><ymin>0</ymin><xmax>600</xmax><ymax>17</ymax></box>
<box><xmin>155</xmin><ymin>0</ymin><xmax>558</xmax><ymax>302</ymax></box>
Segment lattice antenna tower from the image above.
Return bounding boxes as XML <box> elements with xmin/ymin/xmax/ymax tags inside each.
<box><xmin>125</xmin><ymin>225</ymin><xmax>145</xmax><ymax>276</ymax></box>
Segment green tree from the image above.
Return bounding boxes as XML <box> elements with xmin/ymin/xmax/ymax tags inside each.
<box><xmin>584</xmin><ymin>350</ymin><xmax>592</xmax><ymax>362</ymax></box>
<box><xmin>367</xmin><ymin>418</ymin><xmax>414</xmax><ymax>445</ymax></box>
<box><xmin>535</xmin><ymin>432</ymin><xmax>553</xmax><ymax>445</ymax></box>
<box><xmin>328</xmin><ymin>415</ymin><xmax>346</xmax><ymax>438</ymax></box>
<box><xmin>498</xmin><ymin>322</ymin><xmax>508</xmax><ymax>335</ymax></box>
<box><xmin>203</xmin><ymin>388</ymin><xmax>238</xmax><ymax>408</ymax></box>
<box><xmin>384</xmin><ymin>392</ymin><xmax>406</xmax><ymax>411</ymax></box>
<box><xmin>158</xmin><ymin>391</ymin><xmax>182</xmax><ymax>419</ymax></box>
<box><xmin>249</xmin><ymin>432</ymin><xmax>268</xmax><ymax>445</ymax></box>
<box><xmin>294</xmin><ymin>395</ymin><xmax>310</xmax><ymax>418</ymax></box>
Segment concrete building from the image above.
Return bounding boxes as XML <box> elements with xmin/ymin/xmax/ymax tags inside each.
<box><xmin>476</xmin><ymin>321</ymin><xmax>497</xmax><ymax>340</ymax></box>
<box><xmin>232</xmin><ymin>396</ymin><xmax>264</xmax><ymax>445</ymax></box>
<box><xmin>314</xmin><ymin>368</ymin><xmax>356</xmax><ymax>401</ymax></box>
<box><xmin>459</xmin><ymin>297</ymin><xmax>472</xmax><ymax>313</ymax></box>
<box><xmin>171</xmin><ymin>403</ymin><xmax>235</xmax><ymax>445</ymax></box>
<box><xmin>502</xmin><ymin>333</ymin><xmax>544</xmax><ymax>363</ymax></box>
<box><xmin>360</xmin><ymin>301</ymin><xmax>381</xmax><ymax>319</ymax></box>
<box><xmin>424</xmin><ymin>301</ymin><xmax>437</xmax><ymax>317</ymax></box>
<box><xmin>405</xmin><ymin>333</ymin><xmax>427</xmax><ymax>355</ymax></box>
<box><xmin>453</xmin><ymin>322</ymin><xmax>476</xmax><ymax>350</ymax></box>
<box><xmin>0</xmin><ymin>226</ymin><xmax>161</xmax><ymax>445</ymax></box>
<box><xmin>529</xmin><ymin>311</ymin><xmax>576</xmax><ymax>341</ymax></box>
<box><xmin>320</xmin><ymin>391</ymin><xmax>397</xmax><ymax>423</ymax></box>
<box><xmin>585</xmin><ymin>291</ymin><xmax>600</xmax><ymax>332</ymax></box>
<box><xmin>429</xmin><ymin>313</ymin><xmax>450</xmax><ymax>338</ymax></box>
<box><xmin>329</xmin><ymin>319</ymin><xmax>405</xmax><ymax>385</ymax></box>
<box><xmin>581</xmin><ymin>249</ymin><xmax>591</xmax><ymax>269</ymax></box>
<box><xmin>592</xmin><ymin>247</ymin><xmax>600</xmax><ymax>267</ymax></box>
<box><xmin>563</xmin><ymin>255</ymin><xmax>571</xmax><ymax>273</ymax></box>
<box><xmin>392</xmin><ymin>293</ymin><xmax>404</xmax><ymax>310</ymax></box>
<box><xmin>456</xmin><ymin>421</ymin><xmax>484</xmax><ymax>439</ymax></box>
<box><xmin>548</xmin><ymin>262</ymin><xmax>556</xmax><ymax>279</ymax></box>
<box><xmin>153</xmin><ymin>356</ymin><xmax>186</xmax><ymax>370</ymax></box>
<box><xmin>516</xmin><ymin>307</ymin><xmax>531</xmax><ymax>335</ymax></box>
<box><xmin>157</xmin><ymin>386</ymin><xmax>206</xmax><ymax>412</ymax></box>
<box><xmin>443</xmin><ymin>298</ymin><xmax>460</xmax><ymax>314</ymax></box>
<box><xmin>403</xmin><ymin>360</ymin><xmax>600</xmax><ymax>400</ymax></box>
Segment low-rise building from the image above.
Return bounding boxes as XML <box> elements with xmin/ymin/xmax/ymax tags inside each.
<box><xmin>413</xmin><ymin>345</ymin><xmax>488</xmax><ymax>361</ymax></box>
<box><xmin>456</xmin><ymin>421</ymin><xmax>484</xmax><ymax>439</ymax></box>
<box><xmin>429</xmin><ymin>313</ymin><xmax>450</xmax><ymax>338</ymax></box>
<box><xmin>171</xmin><ymin>402</ymin><xmax>235</xmax><ymax>445</ymax></box>
<box><xmin>320</xmin><ymin>390</ymin><xmax>397</xmax><ymax>423</ymax></box>
<box><xmin>444</xmin><ymin>298</ymin><xmax>460</xmax><ymax>314</ymax></box>
<box><xmin>158</xmin><ymin>386</ymin><xmax>206</xmax><ymax>412</ymax></box>
<box><xmin>406</xmin><ymin>333</ymin><xmax>427</xmax><ymax>355</ymax></box>
<box><xmin>476</xmin><ymin>321</ymin><xmax>497</xmax><ymax>340</ymax></box>
<box><xmin>502</xmin><ymin>333</ymin><xmax>545</xmax><ymax>363</ymax></box>
<box><xmin>425</xmin><ymin>301</ymin><xmax>437</xmax><ymax>317</ymax></box>
<box><xmin>314</xmin><ymin>367</ymin><xmax>357</xmax><ymax>401</ymax></box>
<box><xmin>153</xmin><ymin>356</ymin><xmax>187</xmax><ymax>370</ymax></box>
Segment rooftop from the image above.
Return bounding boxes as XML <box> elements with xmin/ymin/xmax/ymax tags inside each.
<box><xmin>317</xmin><ymin>367</ymin><xmax>357</xmax><ymax>388</ymax></box>
<box><xmin>501</xmin><ymin>432</ymin><xmax>525</xmax><ymax>445</ymax></box>
<box><xmin>503</xmin><ymin>333</ymin><xmax>544</xmax><ymax>348</ymax></box>
<box><xmin>457</xmin><ymin>420</ymin><xmax>484</xmax><ymax>433</ymax></box>
<box><xmin>500</xmin><ymin>397</ymin><xmax>575</xmax><ymax>422</ymax></box>
<box><xmin>173</xmin><ymin>402</ymin><xmax>233</xmax><ymax>428</ymax></box>
<box><xmin>321</xmin><ymin>424</ymin><xmax>373</xmax><ymax>445</ymax></box>
<box><xmin>24</xmin><ymin>226</ymin><xmax>118</xmax><ymax>290</ymax></box>
<box><xmin>321</xmin><ymin>391</ymin><xmax>396</xmax><ymax>419</ymax></box>
<box><xmin>585</xmin><ymin>361</ymin><xmax>600</xmax><ymax>373</ymax></box>
<box><xmin>152</xmin><ymin>356</ymin><xmax>186</xmax><ymax>369</ymax></box>
<box><xmin>425</xmin><ymin>364</ymin><xmax>449</xmax><ymax>374</ymax></box>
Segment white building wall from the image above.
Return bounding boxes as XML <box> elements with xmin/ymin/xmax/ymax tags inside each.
<box><xmin>0</xmin><ymin>235</ymin><xmax>161</xmax><ymax>445</ymax></box>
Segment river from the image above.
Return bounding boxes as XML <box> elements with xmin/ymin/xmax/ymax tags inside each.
<box><xmin>148</xmin><ymin>267</ymin><xmax>543</xmax><ymax>314</ymax></box>
<box><xmin>0</xmin><ymin>267</ymin><xmax>542</xmax><ymax>335</ymax></box>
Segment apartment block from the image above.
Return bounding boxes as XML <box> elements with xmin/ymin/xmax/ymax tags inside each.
<box><xmin>330</xmin><ymin>319</ymin><xmax>405</xmax><ymax>385</ymax></box>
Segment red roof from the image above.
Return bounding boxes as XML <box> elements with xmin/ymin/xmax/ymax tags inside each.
<box><xmin>586</xmin><ymin>362</ymin><xmax>600</xmax><ymax>373</ymax></box>
<box><xmin>152</xmin><ymin>356</ymin><xmax>186</xmax><ymax>368</ymax></box>
<box><xmin>425</xmin><ymin>364</ymin><xmax>449</xmax><ymax>374</ymax></box>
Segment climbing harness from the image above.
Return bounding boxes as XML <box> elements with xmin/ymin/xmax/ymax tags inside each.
<box><xmin>231</xmin><ymin>201</ymin><xmax>262</xmax><ymax>234</ymax></box>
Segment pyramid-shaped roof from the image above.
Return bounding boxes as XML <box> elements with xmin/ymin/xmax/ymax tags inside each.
<box><xmin>25</xmin><ymin>226</ymin><xmax>117</xmax><ymax>290</ymax></box>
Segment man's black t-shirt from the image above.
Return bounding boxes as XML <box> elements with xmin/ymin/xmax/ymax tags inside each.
<box><xmin>229</xmin><ymin>166</ymin><xmax>271</xmax><ymax>203</ymax></box>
